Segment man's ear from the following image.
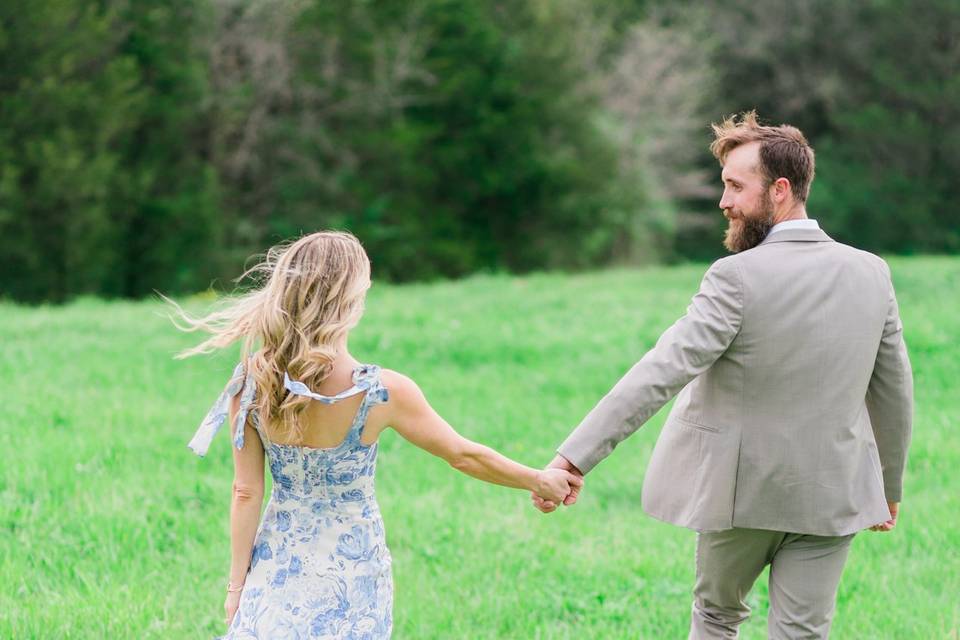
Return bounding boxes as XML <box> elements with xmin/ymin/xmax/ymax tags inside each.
<box><xmin>773</xmin><ymin>177</ymin><xmax>792</xmax><ymax>203</ymax></box>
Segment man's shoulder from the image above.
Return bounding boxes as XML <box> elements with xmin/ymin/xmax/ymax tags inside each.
<box><xmin>825</xmin><ymin>237</ymin><xmax>885</xmax><ymax>259</ymax></box>
<box><xmin>739</xmin><ymin>235</ymin><xmax>888</xmax><ymax>270</ymax></box>
<box><xmin>699</xmin><ymin>255</ymin><xmax>744</xmax><ymax>300</ymax></box>
<box><xmin>704</xmin><ymin>254</ymin><xmax>743</xmax><ymax>280</ymax></box>
<box><xmin>821</xmin><ymin>240</ymin><xmax>891</xmax><ymax>276</ymax></box>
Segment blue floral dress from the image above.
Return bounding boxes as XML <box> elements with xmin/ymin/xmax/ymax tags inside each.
<box><xmin>189</xmin><ymin>362</ymin><xmax>394</xmax><ymax>639</ymax></box>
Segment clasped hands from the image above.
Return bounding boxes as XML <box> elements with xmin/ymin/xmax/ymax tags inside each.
<box><xmin>531</xmin><ymin>454</ymin><xmax>583</xmax><ymax>513</ymax></box>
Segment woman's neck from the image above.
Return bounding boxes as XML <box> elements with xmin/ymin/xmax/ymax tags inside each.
<box><xmin>331</xmin><ymin>339</ymin><xmax>358</xmax><ymax>370</ymax></box>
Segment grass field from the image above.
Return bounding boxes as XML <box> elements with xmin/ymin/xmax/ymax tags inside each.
<box><xmin>2</xmin><ymin>256</ymin><xmax>958</xmax><ymax>639</ymax></box>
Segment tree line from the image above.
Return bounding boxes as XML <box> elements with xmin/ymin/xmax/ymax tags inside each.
<box><xmin>1</xmin><ymin>0</ymin><xmax>957</xmax><ymax>302</ymax></box>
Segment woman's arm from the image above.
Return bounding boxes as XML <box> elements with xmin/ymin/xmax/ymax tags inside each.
<box><xmin>382</xmin><ymin>371</ymin><xmax>581</xmax><ymax>503</ymax></box>
<box><xmin>224</xmin><ymin>394</ymin><xmax>265</xmax><ymax>624</ymax></box>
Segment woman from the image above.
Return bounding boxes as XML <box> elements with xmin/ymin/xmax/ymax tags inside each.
<box><xmin>171</xmin><ymin>231</ymin><xmax>581</xmax><ymax>639</ymax></box>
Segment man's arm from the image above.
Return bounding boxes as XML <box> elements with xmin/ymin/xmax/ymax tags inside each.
<box><xmin>865</xmin><ymin>260</ymin><xmax>913</xmax><ymax>505</ymax></box>
<box><xmin>557</xmin><ymin>257</ymin><xmax>744</xmax><ymax>475</ymax></box>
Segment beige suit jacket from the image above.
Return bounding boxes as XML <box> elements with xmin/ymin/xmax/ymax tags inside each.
<box><xmin>558</xmin><ymin>228</ymin><xmax>913</xmax><ymax>536</ymax></box>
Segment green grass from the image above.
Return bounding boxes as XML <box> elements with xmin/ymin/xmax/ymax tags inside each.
<box><xmin>2</xmin><ymin>256</ymin><xmax>958</xmax><ymax>639</ymax></box>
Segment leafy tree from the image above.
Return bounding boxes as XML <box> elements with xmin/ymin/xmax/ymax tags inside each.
<box><xmin>0</xmin><ymin>1</ymin><xmax>145</xmax><ymax>302</ymax></box>
<box><xmin>115</xmin><ymin>0</ymin><xmax>221</xmax><ymax>297</ymax></box>
<box><xmin>682</xmin><ymin>0</ymin><xmax>960</xmax><ymax>256</ymax></box>
<box><xmin>0</xmin><ymin>0</ymin><xmax>218</xmax><ymax>302</ymax></box>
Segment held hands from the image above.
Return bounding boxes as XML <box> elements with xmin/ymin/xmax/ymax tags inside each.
<box><xmin>534</xmin><ymin>467</ymin><xmax>584</xmax><ymax>505</ymax></box>
<box><xmin>531</xmin><ymin>454</ymin><xmax>584</xmax><ymax>513</ymax></box>
<box><xmin>868</xmin><ymin>501</ymin><xmax>899</xmax><ymax>532</ymax></box>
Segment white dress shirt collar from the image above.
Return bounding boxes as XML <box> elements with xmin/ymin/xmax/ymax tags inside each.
<box><xmin>768</xmin><ymin>219</ymin><xmax>820</xmax><ymax>235</ymax></box>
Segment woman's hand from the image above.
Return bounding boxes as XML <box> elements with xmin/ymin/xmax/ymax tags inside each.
<box><xmin>534</xmin><ymin>468</ymin><xmax>584</xmax><ymax>504</ymax></box>
<box><xmin>224</xmin><ymin>589</ymin><xmax>242</xmax><ymax>628</ymax></box>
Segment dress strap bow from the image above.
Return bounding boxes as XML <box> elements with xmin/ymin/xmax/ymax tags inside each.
<box><xmin>187</xmin><ymin>361</ymin><xmax>258</xmax><ymax>456</ymax></box>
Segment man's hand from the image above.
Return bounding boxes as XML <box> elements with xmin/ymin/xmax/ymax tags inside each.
<box><xmin>531</xmin><ymin>454</ymin><xmax>584</xmax><ymax>513</ymax></box>
<box><xmin>868</xmin><ymin>501</ymin><xmax>899</xmax><ymax>532</ymax></box>
<box><xmin>533</xmin><ymin>468</ymin><xmax>584</xmax><ymax>504</ymax></box>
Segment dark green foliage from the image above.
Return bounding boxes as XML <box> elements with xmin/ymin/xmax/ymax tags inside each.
<box><xmin>809</xmin><ymin>1</ymin><xmax>960</xmax><ymax>254</ymax></box>
<box><xmin>692</xmin><ymin>0</ymin><xmax>960</xmax><ymax>257</ymax></box>
<box><xmin>1</xmin><ymin>0</ymin><xmax>956</xmax><ymax>302</ymax></box>
<box><xmin>0</xmin><ymin>0</ymin><xmax>219</xmax><ymax>302</ymax></box>
<box><xmin>0</xmin><ymin>1</ymin><xmax>144</xmax><ymax>302</ymax></box>
<box><xmin>116</xmin><ymin>0</ymin><xmax>221</xmax><ymax>297</ymax></box>
<box><xmin>249</xmin><ymin>0</ymin><xmax>646</xmax><ymax>281</ymax></box>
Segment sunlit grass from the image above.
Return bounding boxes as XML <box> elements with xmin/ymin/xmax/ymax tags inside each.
<box><xmin>2</xmin><ymin>256</ymin><xmax>957</xmax><ymax>638</ymax></box>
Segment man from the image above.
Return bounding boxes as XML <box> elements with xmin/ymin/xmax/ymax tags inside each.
<box><xmin>535</xmin><ymin>111</ymin><xmax>913</xmax><ymax>639</ymax></box>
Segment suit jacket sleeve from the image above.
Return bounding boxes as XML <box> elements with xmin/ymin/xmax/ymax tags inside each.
<box><xmin>558</xmin><ymin>257</ymin><xmax>743</xmax><ymax>474</ymax></box>
<box><xmin>865</xmin><ymin>261</ymin><xmax>914</xmax><ymax>502</ymax></box>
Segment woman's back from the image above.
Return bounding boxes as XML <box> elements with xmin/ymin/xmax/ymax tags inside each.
<box><xmin>265</xmin><ymin>360</ymin><xmax>390</xmax><ymax>450</ymax></box>
<box><xmin>199</xmin><ymin>360</ymin><xmax>395</xmax><ymax>639</ymax></box>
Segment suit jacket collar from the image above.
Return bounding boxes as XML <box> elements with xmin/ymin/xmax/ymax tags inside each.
<box><xmin>759</xmin><ymin>227</ymin><xmax>834</xmax><ymax>245</ymax></box>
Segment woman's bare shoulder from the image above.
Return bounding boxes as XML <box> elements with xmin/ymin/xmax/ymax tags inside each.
<box><xmin>378</xmin><ymin>368</ymin><xmax>426</xmax><ymax>408</ymax></box>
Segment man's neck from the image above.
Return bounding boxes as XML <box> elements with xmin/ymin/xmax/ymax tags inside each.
<box><xmin>771</xmin><ymin>203</ymin><xmax>808</xmax><ymax>226</ymax></box>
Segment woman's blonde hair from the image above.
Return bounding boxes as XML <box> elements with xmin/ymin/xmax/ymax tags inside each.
<box><xmin>168</xmin><ymin>231</ymin><xmax>371</xmax><ymax>441</ymax></box>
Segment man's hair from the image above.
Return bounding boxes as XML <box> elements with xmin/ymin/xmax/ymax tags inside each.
<box><xmin>710</xmin><ymin>110</ymin><xmax>816</xmax><ymax>203</ymax></box>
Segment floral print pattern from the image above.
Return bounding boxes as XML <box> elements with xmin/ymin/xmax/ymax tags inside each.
<box><xmin>192</xmin><ymin>364</ymin><xmax>392</xmax><ymax>639</ymax></box>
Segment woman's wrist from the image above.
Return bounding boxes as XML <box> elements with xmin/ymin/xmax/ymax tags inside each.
<box><xmin>228</xmin><ymin>566</ymin><xmax>249</xmax><ymax>589</ymax></box>
<box><xmin>531</xmin><ymin>468</ymin><xmax>545</xmax><ymax>495</ymax></box>
<box><xmin>227</xmin><ymin>580</ymin><xmax>245</xmax><ymax>592</ymax></box>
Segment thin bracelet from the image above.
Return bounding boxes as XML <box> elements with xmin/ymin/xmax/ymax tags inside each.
<box><xmin>227</xmin><ymin>581</ymin><xmax>245</xmax><ymax>593</ymax></box>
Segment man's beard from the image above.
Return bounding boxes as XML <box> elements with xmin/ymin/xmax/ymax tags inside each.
<box><xmin>723</xmin><ymin>192</ymin><xmax>775</xmax><ymax>253</ymax></box>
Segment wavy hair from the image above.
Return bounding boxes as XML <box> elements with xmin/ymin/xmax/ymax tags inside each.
<box><xmin>167</xmin><ymin>231</ymin><xmax>371</xmax><ymax>442</ymax></box>
<box><xmin>710</xmin><ymin>110</ymin><xmax>816</xmax><ymax>202</ymax></box>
